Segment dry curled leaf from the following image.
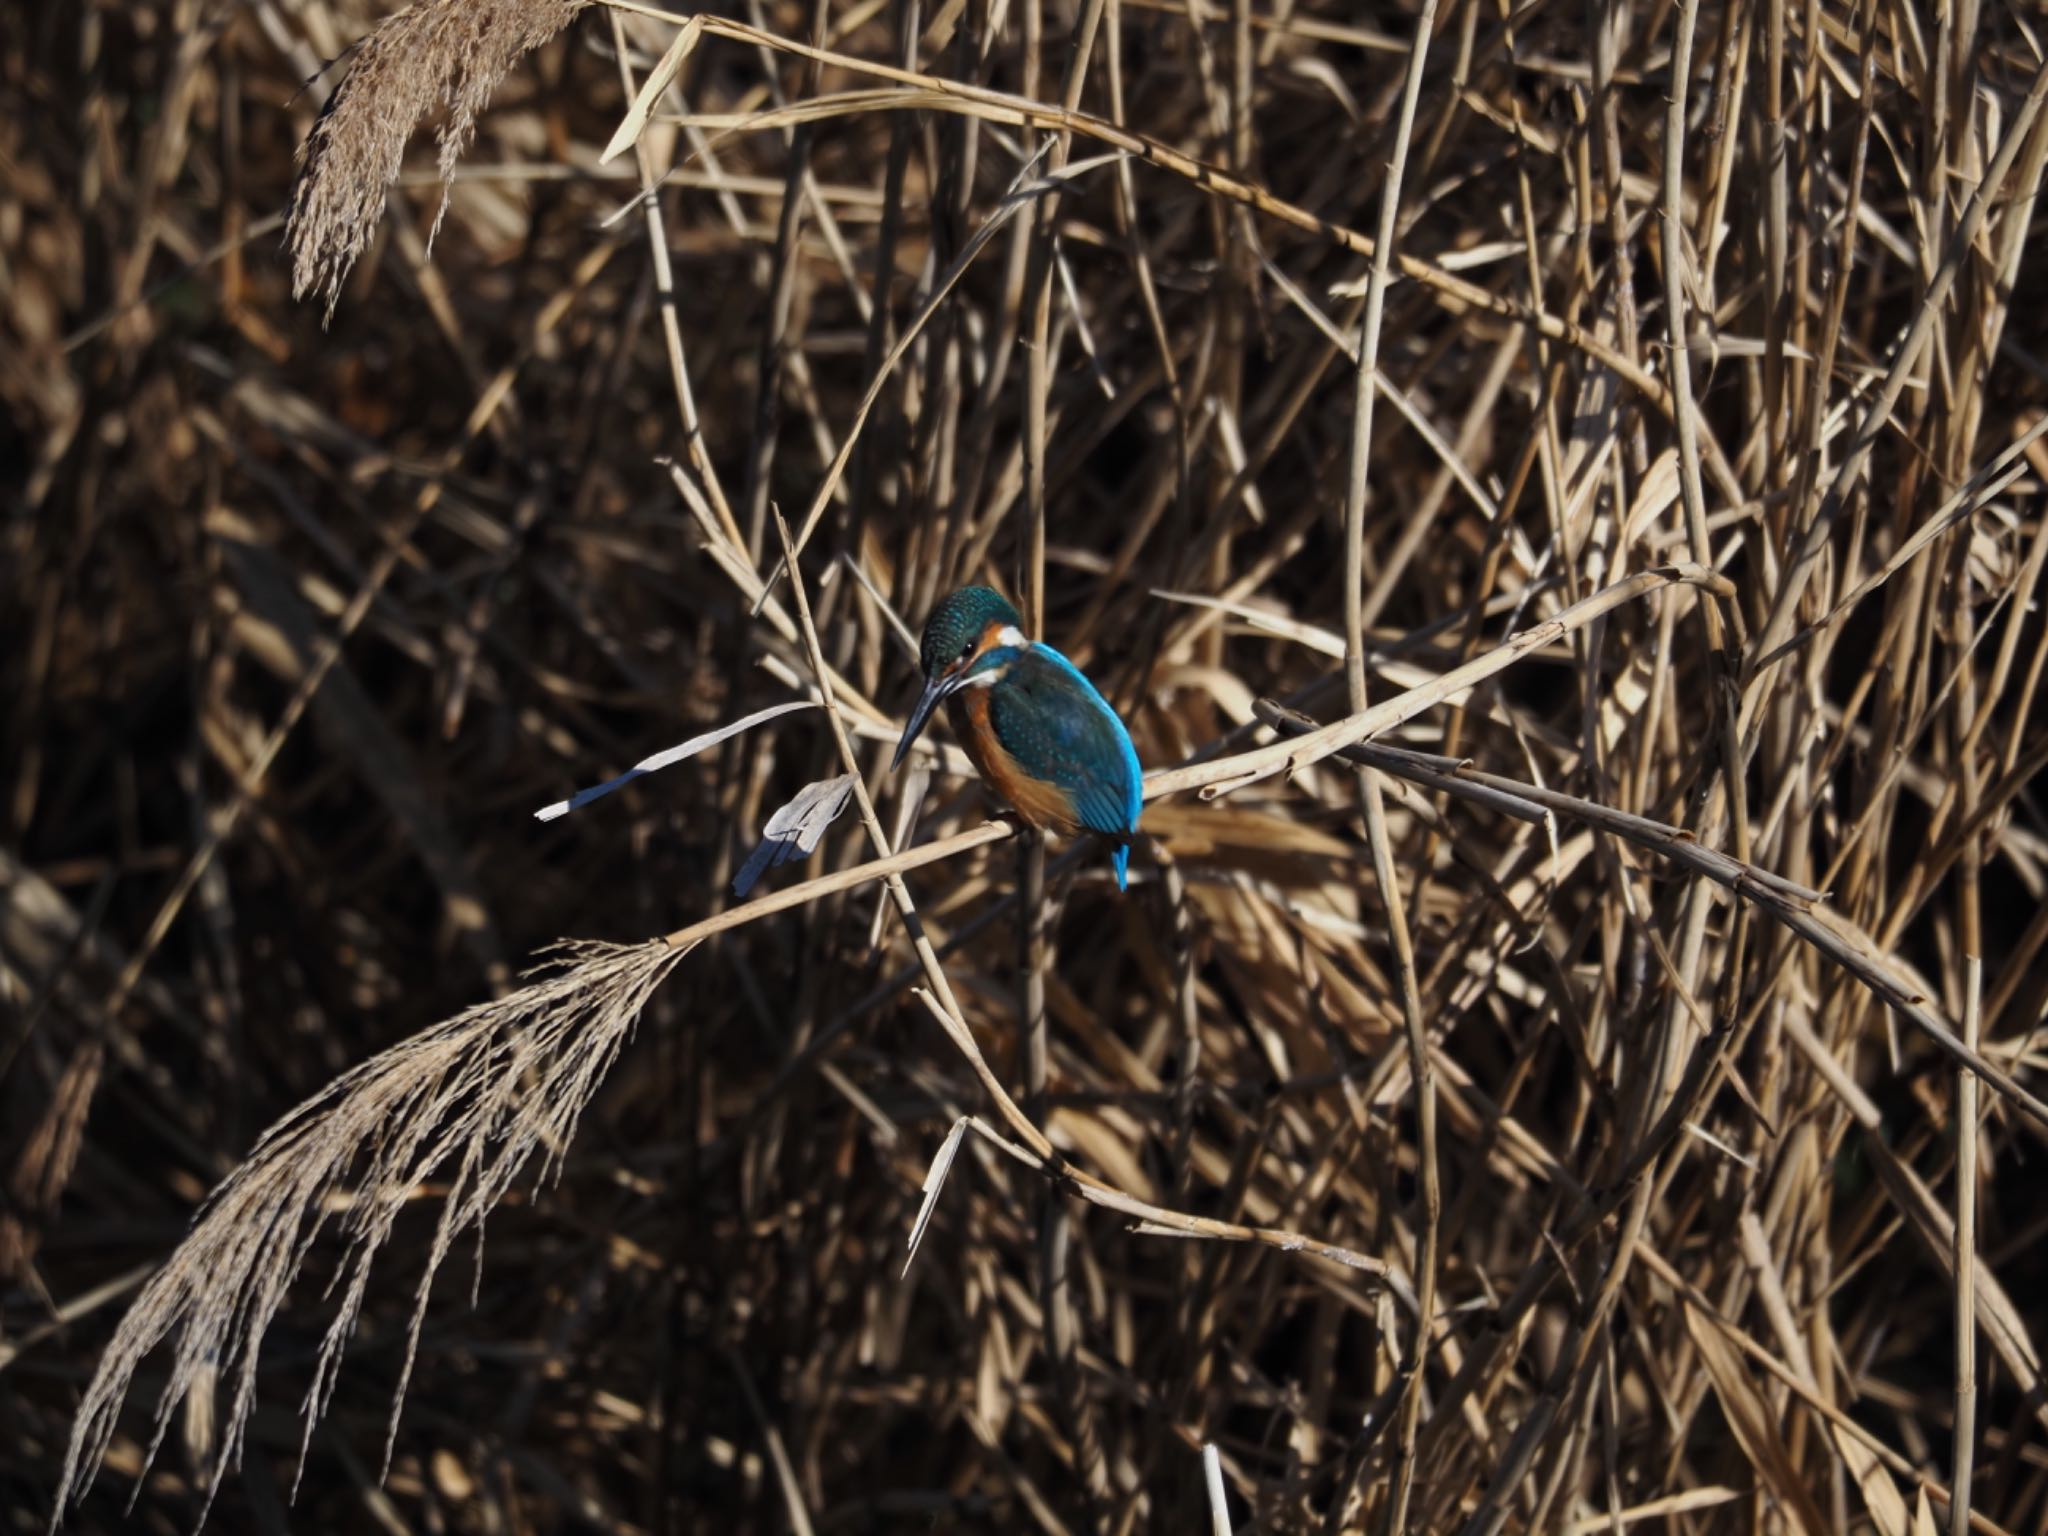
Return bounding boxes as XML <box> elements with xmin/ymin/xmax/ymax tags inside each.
<box><xmin>733</xmin><ymin>772</ymin><xmax>859</xmax><ymax>896</ymax></box>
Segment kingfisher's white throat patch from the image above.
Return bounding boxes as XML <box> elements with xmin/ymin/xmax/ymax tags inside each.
<box><xmin>955</xmin><ymin>621</ymin><xmax>1030</xmax><ymax>688</ymax></box>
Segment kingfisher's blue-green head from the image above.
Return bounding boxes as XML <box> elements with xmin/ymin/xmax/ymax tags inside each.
<box><xmin>918</xmin><ymin>586</ymin><xmax>1021</xmax><ymax>677</ymax></box>
<box><xmin>893</xmin><ymin>586</ymin><xmax>1026</xmax><ymax>769</ymax></box>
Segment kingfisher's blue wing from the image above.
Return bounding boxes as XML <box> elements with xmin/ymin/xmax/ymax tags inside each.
<box><xmin>987</xmin><ymin>647</ymin><xmax>1143</xmax><ymax>842</ymax></box>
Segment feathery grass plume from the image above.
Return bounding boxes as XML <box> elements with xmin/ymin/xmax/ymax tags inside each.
<box><xmin>286</xmin><ymin>0</ymin><xmax>588</xmax><ymax>318</ymax></box>
<box><xmin>51</xmin><ymin>939</ymin><xmax>687</xmax><ymax>1528</ymax></box>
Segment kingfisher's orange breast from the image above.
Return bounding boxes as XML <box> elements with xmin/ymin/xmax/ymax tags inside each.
<box><xmin>947</xmin><ymin>689</ymin><xmax>1081</xmax><ymax>834</ymax></box>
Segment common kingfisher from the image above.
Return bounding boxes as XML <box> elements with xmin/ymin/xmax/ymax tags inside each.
<box><xmin>891</xmin><ymin>586</ymin><xmax>1144</xmax><ymax>889</ymax></box>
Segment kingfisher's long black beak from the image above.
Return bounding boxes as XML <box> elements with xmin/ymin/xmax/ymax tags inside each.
<box><xmin>892</xmin><ymin>672</ymin><xmax>953</xmax><ymax>770</ymax></box>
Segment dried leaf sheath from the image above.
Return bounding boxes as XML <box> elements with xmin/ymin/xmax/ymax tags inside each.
<box><xmin>286</xmin><ymin>0</ymin><xmax>587</xmax><ymax>318</ymax></box>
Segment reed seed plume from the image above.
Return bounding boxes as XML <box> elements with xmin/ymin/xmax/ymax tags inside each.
<box><xmin>286</xmin><ymin>0</ymin><xmax>587</xmax><ymax>318</ymax></box>
<box><xmin>51</xmin><ymin>939</ymin><xmax>686</xmax><ymax>1528</ymax></box>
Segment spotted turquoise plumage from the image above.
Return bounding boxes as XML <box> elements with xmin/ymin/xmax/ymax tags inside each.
<box><xmin>893</xmin><ymin>586</ymin><xmax>1144</xmax><ymax>889</ymax></box>
<box><xmin>985</xmin><ymin>649</ymin><xmax>1142</xmax><ymax>851</ymax></box>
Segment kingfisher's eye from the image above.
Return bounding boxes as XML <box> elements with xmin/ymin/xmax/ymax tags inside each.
<box><xmin>958</xmin><ymin>641</ymin><xmax>975</xmax><ymax>662</ymax></box>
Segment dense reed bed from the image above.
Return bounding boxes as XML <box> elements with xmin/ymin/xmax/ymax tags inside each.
<box><xmin>4</xmin><ymin>0</ymin><xmax>2048</xmax><ymax>1530</ymax></box>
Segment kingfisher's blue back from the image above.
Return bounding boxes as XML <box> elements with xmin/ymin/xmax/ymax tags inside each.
<box><xmin>892</xmin><ymin>587</ymin><xmax>1144</xmax><ymax>888</ymax></box>
<box><xmin>963</xmin><ymin>645</ymin><xmax>1143</xmax><ymax>887</ymax></box>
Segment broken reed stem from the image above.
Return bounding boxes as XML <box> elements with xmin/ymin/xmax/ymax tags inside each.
<box><xmin>768</xmin><ymin>506</ymin><xmax>967</xmax><ymax>1026</ymax></box>
<box><xmin>592</xmin><ymin>0</ymin><xmax>1726</xmax><ymax>448</ymax></box>
<box><xmin>1952</xmin><ymin>954</ymin><xmax>1981</xmax><ymax>1536</ymax></box>
<box><xmin>910</xmin><ymin>992</ymin><xmax>1390</xmax><ymax>1276</ymax></box>
<box><xmin>604</xmin><ymin>7</ymin><xmax>742</xmax><ymax>545</ymax></box>
<box><xmin>1329</xmin><ymin>0</ymin><xmax>1442</xmax><ymax>1520</ymax></box>
<box><xmin>1249</xmin><ymin>704</ymin><xmax>2048</xmax><ymax>1135</ymax></box>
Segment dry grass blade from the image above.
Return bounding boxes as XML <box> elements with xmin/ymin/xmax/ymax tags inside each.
<box><xmin>902</xmin><ymin>1117</ymin><xmax>969</xmax><ymax>1277</ymax></box>
<box><xmin>599</xmin><ymin>12</ymin><xmax>703</xmax><ymax>164</ymax></box>
<box><xmin>287</xmin><ymin>0</ymin><xmax>588</xmax><ymax>317</ymax></box>
<box><xmin>534</xmin><ymin>699</ymin><xmax>818</xmax><ymax>821</ymax></box>
<box><xmin>1203</xmin><ymin>1443</ymin><xmax>1232</xmax><ymax>1535</ymax></box>
<box><xmin>1684</xmin><ymin>1307</ymin><xmax>1832</xmax><ymax>1536</ymax></box>
<box><xmin>51</xmin><ymin>939</ymin><xmax>686</xmax><ymax>1525</ymax></box>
